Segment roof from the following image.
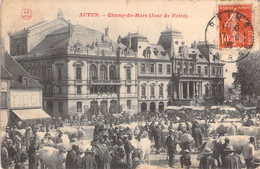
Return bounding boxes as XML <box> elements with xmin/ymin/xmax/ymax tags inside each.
<box><xmin>30</xmin><ymin>24</ymin><xmax>127</xmax><ymax>54</ymax></box>
<box><xmin>161</xmin><ymin>27</ymin><xmax>182</xmax><ymax>34</ymax></box>
<box><xmin>150</xmin><ymin>44</ymin><xmax>170</xmax><ymax>60</ymax></box>
<box><xmin>30</xmin><ymin>28</ymin><xmax>70</xmax><ymax>53</ymax></box>
<box><xmin>4</xmin><ymin>52</ymin><xmax>42</xmax><ymax>89</ymax></box>
<box><xmin>122</xmin><ymin>32</ymin><xmax>147</xmax><ymax>39</ymax></box>
<box><xmin>0</xmin><ymin>66</ymin><xmax>13</xmax><ymax>79</ymax></box>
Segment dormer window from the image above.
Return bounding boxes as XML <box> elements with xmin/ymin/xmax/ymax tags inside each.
<box><xmin>16</xmin><ymin>41</ymin><xmax>23</xmax><ymax>55</ymax></box>
<box><xmin>23</xmin><ymin>77</ymin><xmax>29</xmax><ymax>85</ymax></box>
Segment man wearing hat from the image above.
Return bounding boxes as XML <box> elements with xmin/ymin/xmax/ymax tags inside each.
<box><xmin>180</xmin><ymin>149</ymin><xmax>191</xmax><ymax>169</ymax></box>
<box><xmin>199</xmin><ymin>148</ymin><xmax>216</xmax><ymax>169</ymax></box>
<box><xmin>165</xmin><ymin>129</ymin><xmax>178</xmax><ymax>168</ymax></box>
<box><xmin>223</xmin><ymin>146</ymin><xmax>243</xmax><ymax>169</ymax></box>
<box><xmin>81</xmin><ymin>148</ymin><xmax>97</xmax><ymax>169</ymax></box>
<box><xmin>65</xmin><ymin>145</ymin><xmax>79</xmax><ymax>169</ymax></box>
<box><xmin>220</xmin><ymin>138</ymin><xmax>230</xmax><ymax>167</ymax></box>
<box><xmin>242</xmin><ymin>137</ymin><xmax>255</xmax><ymax>169</ymax></box>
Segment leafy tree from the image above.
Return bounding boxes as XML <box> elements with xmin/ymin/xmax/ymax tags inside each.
<box><xmin>233</xmin><ymin>50</ymin><xmax>260</xmax><ymax>105</ymax></box>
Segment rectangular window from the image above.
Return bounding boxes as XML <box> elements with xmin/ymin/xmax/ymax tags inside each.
<box><xmin>204</xmin><ymin>66</ymin><xmax>208</xmax><ymax>75</ymax></box>
<box><xmin>37</xmin><ymin>61</ymin><xmax>42</xmax><ymax>66</ymax></box>
<box><xmin>127</xmin><ymin>86</ymin><xmax>131</xmax><ymax>94</ymax></box>
<box><xmin>37</xmin><ymin>69</ymin><xmax>42</xmax><ymax>78</ymax></box>
<box><xmin>46</xmin><ymin>68</ymin><xmax>52</xmax><ymax>80</ymax></box>
<box><xmin>167</xmin><ymin>65</ymin><xmax>171</xmax><ymax>74</ymax></box>
<box><xmin>58</xmin><ymin>68</ymin><xmax>62</xmax><ymax>80</ymax></box>
<box><xmin>141</xmin><ymin>86</ymin><xmax>146</xmax><ymax>97</ymax></box>
<box><xmin>59</xmin><ymin>86</ymin><xmax>62</xmax><ymax>94</ymax></box>
<box><xmin>212</xmin><ymin>67</ymin><xmax>215</xmax><ymax>75</ymax></box>
<box><xmin>141</xmin><ymin>63</ymin><xmax>145</xmax><ymax>73</ymax></box>
<box><xmin>1</xmin><ymin>92</ymin><xmax>7</xmax><ymax>108</ymax></box>
<box><xmin>198</xmin><ymin>66</ymin><xmax>201</xmax><ymax>75</ymax></box>
<box><xmin>150</xmin><ymin>64</ymin><xmax>154</xmax><ymax>73</ymax></box>
<box><xmin>77</xmin><ymin>86</ymin><xmax>82</xmax><ymax>94</ymax></box>
<box><xmin>158</xmin><ymin>64</ymin><xmax>162</xmax><ymax>74</ymax></box>
<box><xmin>219</xmin><ymin>67</ymin><xmax>222</xmax><ymax>75</ymax></box>
<box><xmin>159</xmin><ymin>86</ymin><xmax>163</xmax><ymax>97</ymax></box>
<box><xmin>58</xmin><ymin>102</ymin><xmax>63</xmax><ymax>113</ymax></box>
<box><xmin>167</xmin><ymin>85</ymin><xmax>172</xmax><ymax>96</ymax></box>
<box><xmin>76</xmin><ymin>68</ymin><xmax>82</xmax><ymax>80</ymax></box>
<box><xmin>126</xmin><ymin>69</ymin><xmax>131</xmax><ymax>80</ymax></box>
<box><xmin>22</xmin><ymin>77</ymin><xmax>29</xmax><ymax>85</ymax></box>
<box><xmin>151</xmin><ymin>86</ymin><xmax>155</xmax><ymax>97</ymax></box>
<box><xmin>77</xmin><ymin>102</ymin><xmax>82</xmax><ymax>112</ymax></box>
<box><xmin>127</xmin><ymin>100</ymin><xmax>131</xmax><ymax>109</ymax></box>
<box><xmin>47</xmin><ymin>85</ymin><xmax>52</xmax><ymax>94</ymax></box>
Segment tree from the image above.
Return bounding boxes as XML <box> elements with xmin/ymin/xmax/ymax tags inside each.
<box><xmin>233</xmin><ymin>50</ymin><xmax>260</xmax><ymax>105</ymax></box>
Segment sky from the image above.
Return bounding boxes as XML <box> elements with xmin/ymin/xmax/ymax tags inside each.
<box><xmin>1</xmin><ymin>0</ymin><xmax>259</xmax><ymax>86</ymax></box>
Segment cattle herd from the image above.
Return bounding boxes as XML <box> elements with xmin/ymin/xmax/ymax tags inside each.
<box><xmin>1</xmin><ymin>109</ymin><xmax>260</xmax><ymax>169</ymax></box>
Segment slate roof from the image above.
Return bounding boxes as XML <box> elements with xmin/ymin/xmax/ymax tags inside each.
<box><xmin>30</xmin><ymin>24</ymin><xmax>127</xmax><ymax>53</ymax></box>
<box><xmin>161</xmin><ymin>27</ymin><xmax>182</xmax><ymax>34</ymax></box>
<box><xmin>0</xmin><ymin>66</ymin><xmax>13</xmax><ymax>79</ymax></box>
<box><xmin>122</xmin><ymin>32</ymin><xmax>147</xmax><ymax>39</ymax></box>
<box><xmin>150</xmin><ymin>44</ymin><xmax>170</xmax><ymax>60</ymax></box>
<box><xmin>4</xmin><ymin>53</ymin><xmax>42</xmax><ymax>89</ymax></box>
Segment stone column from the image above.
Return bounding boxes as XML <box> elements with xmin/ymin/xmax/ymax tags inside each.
<box><xmin>193</xmin><ymin>82</ymin><xmax>196</xmax><ymax>98</ymax></box>
<box><xmin>187</xmin><ymin>82</ymin><xmax>190</xmax><ymax>99</ymax></box>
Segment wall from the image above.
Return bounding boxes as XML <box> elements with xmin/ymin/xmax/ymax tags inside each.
<box><xmin>10</xmin><ymin>89</ymin><xmax>42</xmax><ymax>109</ymax></box>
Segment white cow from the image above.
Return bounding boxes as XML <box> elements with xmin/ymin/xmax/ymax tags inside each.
<box><xmin>139</xmin><ymin>138</ymin><xmax>151</xmax><ymax>164</ymax></box>
<box><xmin>38</xmin><ymin>146</ymin><xmax>67</xmax><ymax>169</ymax></box>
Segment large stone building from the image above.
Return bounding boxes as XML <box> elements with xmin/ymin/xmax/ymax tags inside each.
<box><xmin>9</xmin><ymin>14</ymin><xmax>225</xmax><ymax>118</ymax></box>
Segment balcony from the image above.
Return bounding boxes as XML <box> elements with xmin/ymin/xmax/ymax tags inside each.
<box><xmin>90</xmin><ymin>79</ymin><xmax>121</xmax><ymax>85</ymax></box>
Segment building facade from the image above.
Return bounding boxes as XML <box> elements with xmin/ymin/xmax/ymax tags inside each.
<box><xmin>9</xmin><ymin>15</ymin><xmax>225</xmax><ymax>118</ymax></box>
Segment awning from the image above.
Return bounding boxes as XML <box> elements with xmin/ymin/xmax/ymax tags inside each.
<box><xmin>11</xmin><ymin>109</ymin><xmax>51</xmax><ymax>120</ymax></box>
<box><xmin>166</xmin><ymin>106</ymin><xmax>183</xmax><ymax>110</ymax></box>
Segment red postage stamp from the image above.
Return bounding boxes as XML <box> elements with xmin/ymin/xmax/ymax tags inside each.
<box><xmin>21</xmin><ymin>9</ymin><xmax>32</xmax><ymax>20</ymax></box>
<box><xmin>218</xmin><ymin>4</ymin><xmax>253</xmax><ymax>49</ymax></box>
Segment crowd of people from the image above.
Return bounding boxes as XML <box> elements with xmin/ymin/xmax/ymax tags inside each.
<box><xmin>1</xmin><ymin>108</ymin><xmax>260</xmax><ymax>169</ymax></box>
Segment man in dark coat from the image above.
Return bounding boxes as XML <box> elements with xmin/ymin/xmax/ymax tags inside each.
<box><xmin>65</xmin><ymin>145</ymin><xmax>79</xmax><ymax>169</ymax></box>
<box><xmin>81</xmin><ymin>149</ymin><xmax>97</xmax><ymax>169</ymax></box>
<box><xmin>165</xmin><ymin>130</ymin><xmax>178</xmax><ymax>168</ymax></box>
<box><xmin>223</xmin><ymin>146</ymin><xmax>243</xmax><ymax>169</ymax></box>
<box><xmin>192</xmin><ymin>127</ymin><xmax>203</xmax><ymax>148</ymax></box>
<box><xmin>154</xmin><ymin>125</ymin><xmax>162</xmax><ymax>154</ymax></box>
<box><xmin>199</xmin><ymin>148</ymin><xmax>216</xmax><ymax>169</ymax></box>
<box><xmin>220</xmin><ymin>138</ymin><xmax>230</xmax><ymax>167</ymax></box>
<box><xmin>27</xmin><ymin>140</ymin><xmax>38</xmax><ymax>169</ymax></box>
<box><xmin>1</xmin><ymin>142</ymin><xmax>12</xmax><ymax>169</ymax></box>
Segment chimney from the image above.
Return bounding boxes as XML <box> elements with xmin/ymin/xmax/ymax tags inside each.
<box><xmin>105</xmin><ymin>26</ymin><xmax>109</xmax><ymax>37</ymax></box>
<box><xmin>128</xmin><ymin>32</ymin><xmax>131</xmax><ymax>48</ymax></box>
<box><xmin>68</xmin><ymin>24</ymin><xmax>73</xmax><ymax>36</ymax></box>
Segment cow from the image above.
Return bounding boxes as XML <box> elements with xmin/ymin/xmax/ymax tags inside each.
<box><xmin>197</xmin><ymin>135</ymin><xmax>250</xmax><ymax>162</ymax></box>
<box><xmin>139</xmin><ymin>138</ymin><xmax>151</xmax><ymax>164</ymax></box>
<box><xmin>227</xmin><ymin>124</ymin><xmax>237</xmax><ymax>136</ymax></box>
<box><xmin>237</xmin><ymin>126</ymin><xmax>260</xmax><ymax>145</ymax></box>
<box><xmin>37</xmin><ymin>146</ymin><xmax>67</xmax><ymax>169</ymax></box>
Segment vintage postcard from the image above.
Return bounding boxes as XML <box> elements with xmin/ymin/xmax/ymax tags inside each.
<box><xmin>0</xmin><ymin>0</ymin><xmax>260</xmax><ymax>168</ymax></box>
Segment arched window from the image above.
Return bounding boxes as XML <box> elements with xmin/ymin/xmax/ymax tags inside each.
<box><xmin>126</xmin><ymin>69</ymin><xmax>131</xmax><ymax>80</ymax></box>
<box><xmin>99</xmin><ymin>65</ymin><xmax>107</xmax><ymax>80</ymax></box>
<box><xmin>16</xmin><ymin>41</ymin><xmax>23</xmax><ymax>55</ymax></box>
<box><xmin>189</xmin><ymin>62</ymin><xmax>194</xmax><ymax>74</ymax></box>
<box><xmin>109</xmin><ymin>65</ymin><xmax>116</xmax><ymax>80</ymax></box>
<box><xmin>89</xmin><ymin>64</ymin><xmax>98</xmax><ymax>80</ymax></box>
<box><xmin>77</xmin><ymin>102</ymin><xmax>82</xmax><ymax>112</ymax></box>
